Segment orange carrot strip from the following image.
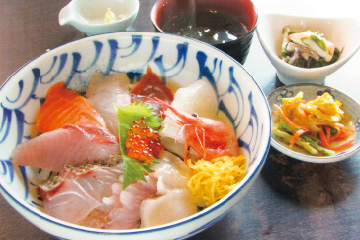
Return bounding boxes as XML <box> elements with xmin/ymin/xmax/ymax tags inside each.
<box><xmin>318</xmin><ymin>127</ymin><xmax>332</xmax><ymax>149</ymax></box>
<box><xmin>332</xmin><ymin>139</ymin><xmax>355</xmax><ymax>152</ymax></box>
<box><xmin>319</xmin><ymin>126</ymin><xmax>355</xmax><ymax>151</ymax></box>
<box><xmin>282</xmin><ymin>100</ymin><xmax>304</xmax><ymax>116</ymax></box>
<box><xmin>324</xmin><ymin>126</ymin><xmax>331</xmax><ymax>142</ymax></box>
<box><xmin>273</xmin><ymin>104</ymin><xmax>300</xmax><ymax>131</ymax></box>
<box><xmin>336</xmin><ymin>128</ymin><xmax>355</xmax><ymax>141</ymax></box>
<box><xmin>290</xmin><ymin>128</ymin><xmax>310</xmax><ymax>145</ymax></box>
<box><xmin>330</xmin><ymin>127</ymin><xmax>342</xmax><ymax>141</ymax></box>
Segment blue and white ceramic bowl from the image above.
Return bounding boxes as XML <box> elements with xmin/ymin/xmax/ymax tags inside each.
<box><xmin>268</xmin><ymin>83</ymin><xmax>360</xmax><ymax>163</ymax></box>
<box><xmin>0</xmin><ymin>32</ymin><xmax>271</xmax><ymax>239</ymax></box>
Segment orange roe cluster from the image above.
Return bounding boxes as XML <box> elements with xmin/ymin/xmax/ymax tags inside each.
<box><xmin>126</xmin><ymin>117</ymin><xmax>164</xmax><ymax>163</ymax></box>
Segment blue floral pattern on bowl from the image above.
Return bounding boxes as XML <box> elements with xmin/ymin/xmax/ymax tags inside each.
<box><xmin>0</xmin><ymin>32</ymin><xmax>271</xmax><ymax>240</ymax></box>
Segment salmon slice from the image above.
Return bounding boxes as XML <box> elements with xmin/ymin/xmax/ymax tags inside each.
<box><xmin>12</xmin><ymin>124</ymin><xmax>120</xmax><ymax>172</ymax></box>
<box><xmin>36</xmin><ymin>81</ymin><xmax>107</xmax><ymax>133</ymax></box>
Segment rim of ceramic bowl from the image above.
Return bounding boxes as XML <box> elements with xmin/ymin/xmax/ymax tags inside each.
<box><xmin>268</xmin><ymin>83</ymin><xmax>360</xmax><ymax>163</ymax></box>
<box><xmin>256</xmin><ymin>13</ymin><xmax>360</xmax><ymax>74</ymax></box>
<box><xmin>0</xmin><ymin>31</ymin><xmax>271</xmax><ymax>237</ymax></box>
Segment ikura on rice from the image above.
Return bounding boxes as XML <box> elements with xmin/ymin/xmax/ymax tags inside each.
<box><xmin>11</xmin><ymin>67</ymin><xmax>247</xmax><ymax>229</ymax></box>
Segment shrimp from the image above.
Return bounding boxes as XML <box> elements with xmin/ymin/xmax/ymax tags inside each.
<box><xmin>154</xmin><ymin>98</ymin><xmax>239</xmax><ymax>163</ymax></box>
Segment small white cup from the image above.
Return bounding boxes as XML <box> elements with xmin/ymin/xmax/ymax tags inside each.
<box><xmin>59</xmin><ymin>0</ymin><xmax>139</xmax><ymax>36</ymax></box>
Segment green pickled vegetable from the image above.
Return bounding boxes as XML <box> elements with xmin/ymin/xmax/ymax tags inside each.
<box><xmin>277</xmin><ymin>122</ymin><xmax>335</xmax><ymax>156</ymax></box>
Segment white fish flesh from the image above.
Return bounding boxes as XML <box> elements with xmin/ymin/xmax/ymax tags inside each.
<box><xmin>86</xmin><ymin>72</ymin><xmax>133</xmax><ymax>136</ymax></box>
<box><xmin>37</xmin><ymin>151</ymin><xmax>196</xmax><ymax>229</ymax></box>
<box><xmin>38</xmin><ymin>158</ymin><xmax>123</xmax><ymax>224</ymax></box>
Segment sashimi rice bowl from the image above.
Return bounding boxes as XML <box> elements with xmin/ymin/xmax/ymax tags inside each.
<box><xmin>0</xmin><ymin>32</ymin><xmax>271</xmax><ymax>240</ymax></box>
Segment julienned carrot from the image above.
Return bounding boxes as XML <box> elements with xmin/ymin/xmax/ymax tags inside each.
<box><xmin>319</xmin><ymin>126</ymin><xmax>355</xmax><ymax>151</ymax></box>
<box><xmin>274</xmin><ymin>104</ymin><xmax>300</xmax><ymax>131</ymax></box>
<box><xmin>282</xmin><ymin>100</ymin><xmax>304</xmax><ymax>116</ymax></box>
<box><xmin>333</xmin><ymin>139</ymin><xmax>355</xmax><ymax>152</ymax></box>
<box><xmin>324</xmin><ymin>126</ymin><xmax>332</xmax><ymax>142</ymax></box>
<box><xmin>330</xmin><ymin>126</ymin><xmax>341</xmax><ymax>141</ymax></box>
<box><xmin>290</xmin><ymin>128</ymin><xmax>310</xmax><ymax>145</ymax></box>
<box><xmin>319</xmin><ymin>127</ymin><xmax>331</xmax><ymax>149</ymax></box>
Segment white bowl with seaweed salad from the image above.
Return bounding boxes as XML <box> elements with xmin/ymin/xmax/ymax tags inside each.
<box><xmin>268</xmin><ymin>83</ymin><xmax>360</xmax><ymax>163</ymax></box>
<box><xmin>257</xmin><ymin>13</ymin><xmax>360</xmax><ymax>85</ymax></box>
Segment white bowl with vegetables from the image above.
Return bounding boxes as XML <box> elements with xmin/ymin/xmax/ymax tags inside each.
<box><xmin>257</xmin><ymin>13</ymin><xmax>360</xmax><ymax>85</ymax></box>
<box><xmin>0</xmin><ymin>32</ymin><xmax>271</xmax><ymax>239</ymax></box>
<box><xmin>269</xmin><ymin>83</ymin><xmax>360</xmax><ymax>163</ymax></box>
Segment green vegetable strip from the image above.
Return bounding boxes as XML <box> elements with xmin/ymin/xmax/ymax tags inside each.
<box><xmin>273</xmin><ymin>128</ymin><xmax>318</xmax><ymax>155</ymax></box>
<box><xmin>278</xmin><ymin>122</ymin><xmax>335</xmax><ymax>156</ymax></box>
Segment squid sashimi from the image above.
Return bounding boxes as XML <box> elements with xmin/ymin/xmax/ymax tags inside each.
<box><xmin>12</xmin><ymin>124</ymin><xmax>120</xmax><ymax>171</ymax></box>
<box><xmin>158</xmin><ymin>80</ymin><xmax>239</xmax><ymax>162</ymax></box>
<box><xmin>86</xmin><ymin>72</ymin><xmax>133</xmax><ymax>136</ymax></box>
<box><xmin>36</xmin><ymin>81</ymin><xmax>107</xmax><ymax>133</ymax></box>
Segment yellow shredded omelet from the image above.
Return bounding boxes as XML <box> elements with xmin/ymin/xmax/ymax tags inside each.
<box><xmin>305</xmin><ymin>92</ymin><xmax>344</xmax><ymax>122</ymax></box>
<box><xmin>187</xmin><ymin>155</ymin><xmax>247</xmax><ymax>208</ymax></box>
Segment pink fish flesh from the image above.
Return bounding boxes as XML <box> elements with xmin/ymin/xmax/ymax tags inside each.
<box><xmin>38</xmin><ymin>160</ymin><xmax>158</xmax><ymax>229</ymax></box>
<box><xmin>12</xmin><ymin>124</ymin><xmax>120</xmax><ymax>172</ymax></box>
<box><xmin>38</xmin><ymin>160</ymin><xmax>123</xmax><ymax>225</ymax></box>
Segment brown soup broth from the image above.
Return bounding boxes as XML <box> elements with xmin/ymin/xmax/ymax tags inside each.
<box><xmin>163</xmin><ymin>10</ymin><xmax>248</xmax><ymax>45</ymax></box>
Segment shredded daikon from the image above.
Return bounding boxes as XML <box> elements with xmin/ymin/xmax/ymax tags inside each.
<box><xmin>187</xmin><ymin>155</ymin><xmax>247</xmax><ymax>208</ymax></box>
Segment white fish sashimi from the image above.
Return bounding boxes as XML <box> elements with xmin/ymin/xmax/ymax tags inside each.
<box><xmin>38</xmin><ymin>163</ymin><xmax>122</xmax><ymax>224</ymax></box>
<box><xmin>38</xmin><ymin>151</ymin><xmax>196</xmax><ymax>230</ymax></box>
<box><xmin>98</xmin><ymin>151</ymin><xmax>196</xmax><ymax>229</ymax></box>
<box><xmin>12</xmin><ymin>124</ymin><xmax>120</xmax><ymax>172</ymax></box>
<box><xmin>139</xmin><ymin>151</ymin><xmax>197</xmax><ymax>228</ymax></box>
<box><xmin>119</xmin><ymin>176</ymin><xmax>158</xmax><ymax>210</ymax></box>
<box><xmin>86</xmin><ymin>72</ymin><xmax>133</xmax><ymax>136</ymax></box>
<box><xmin>140</xmin><ymin>189</ymin><xmax>198</xmax><ymax>228</ymax></box>
<box><xmin>150</xmin><ymin>151</ymin><xmax>191</xmax><ymax>195</ymax></box>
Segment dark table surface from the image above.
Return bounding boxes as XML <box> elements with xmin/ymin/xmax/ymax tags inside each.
<box><xmin>1</xmin><ymin>0</ymin><xmax>360</xmax><ymax>239</ymax></box>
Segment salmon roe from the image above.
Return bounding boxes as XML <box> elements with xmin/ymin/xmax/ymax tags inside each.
<box><xmin>125</xmin><ymin>117</ymin><xmax>164</xmax><ymax>163</ymax></box>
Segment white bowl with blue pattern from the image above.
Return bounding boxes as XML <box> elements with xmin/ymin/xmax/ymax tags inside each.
<box><xmin>268</xmin><ymin>83</ymin><xmax>360</xmax><ymax>163</ymax></box>
<box><xmin>0</xmin><ymin>32</ymin><xmax>271</xmax><ymax>240</ymax></box>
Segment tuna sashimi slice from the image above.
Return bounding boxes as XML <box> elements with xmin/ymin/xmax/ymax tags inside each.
<box><xmin>12</xmin><ymin>124</ymin><xmax>120</xmax><ymax>172</ymax></box>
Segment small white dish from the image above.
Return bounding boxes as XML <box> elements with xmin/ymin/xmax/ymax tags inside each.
<box><xmin>257</xmin><ymin>13</ymin><xmax>360</xmax><ymax>85</ymax></box>
<box><xmin>268</xmin><ymin>83</ymin><xmax>360</xmax><ymax>163</ymax></box>
<box><xmin>59</xmin><ymin>0</ymin><xmax>139</xmax><ymax>36</ymax></box>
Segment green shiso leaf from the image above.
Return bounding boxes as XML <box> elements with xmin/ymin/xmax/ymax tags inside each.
<box><xmin>113</xmin><ymin>102</ymin><xmax>163</xmax><ymax>189</ymax></box>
